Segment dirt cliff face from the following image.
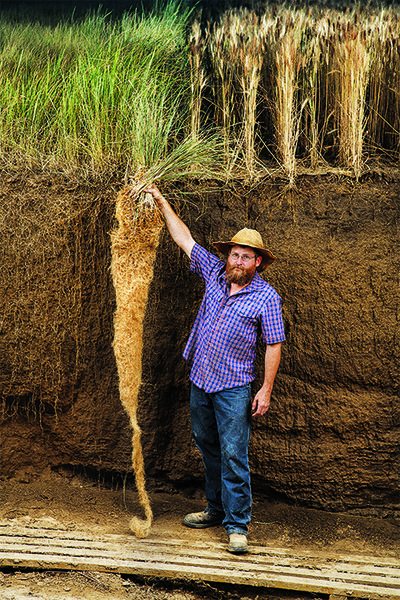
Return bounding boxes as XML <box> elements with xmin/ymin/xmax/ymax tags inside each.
<box><xmin>0</xmin><ymin>172</ymin><xmax>398</xmax><ymax>516</ymax></box>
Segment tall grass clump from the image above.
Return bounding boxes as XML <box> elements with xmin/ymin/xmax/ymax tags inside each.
<box><xmin>188</xmin><ymin>20</ymin><xmax>208</xmax><ymax>142</ymax></box>
<box><xmin>300</xmin><ymin>14</ymin><xmax>331</xmax><ymax>169</ymax></box>
<box><xmin>234</xmin><ymin>10</ymin><xmax>265</xmax><ymax>178</ymax></box>
<box><xmin>208</xmin><ymin>14</ymin><xmax>238</xmax><ymax>168</ymax></box>
<box><xmin>272</xmin><ymin>11</ymin><xmax>307</xmax><ymax>186</ymax></box>
<box><xmin>333</xmin><ymin>18</ymin><xmax>371</xmax><ymax>179</ymax></box>
<box><xmin>0</xmin><ymin>3</ymin><xmax>192</xmax><ymax>175</ymax></box>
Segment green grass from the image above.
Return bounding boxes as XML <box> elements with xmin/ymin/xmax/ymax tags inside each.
<box><xmin>0</xmin><ymin>3</ymin><xmax>197</xmax><ymax>177</ymax></box>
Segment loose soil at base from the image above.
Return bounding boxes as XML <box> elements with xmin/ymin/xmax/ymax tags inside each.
<box><xmin>0</xmin><ymin>468</ymin><xmax>398</xmax><ymax>600</ymax></box>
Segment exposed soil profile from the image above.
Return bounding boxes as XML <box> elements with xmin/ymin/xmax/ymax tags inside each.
<box><xmin>0</xmin><ymin>170</ymin><xmax>398</xmax><ymax>521</ymax></box>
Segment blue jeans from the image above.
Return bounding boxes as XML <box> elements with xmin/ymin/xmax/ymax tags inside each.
<box><xmin>190</xmin><ymin>382</ymin><xmax>252</xmax><ymax>535</ymax></box>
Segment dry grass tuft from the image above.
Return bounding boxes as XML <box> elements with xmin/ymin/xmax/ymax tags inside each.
<box><xmin>334</xmin><ymin>22</ymin><xmax>370</xmax><ymax>179</ymax></box>
<box><xmin>189</xmin><ymin>21</ymin><xmax>208</xmax><ymax>142</ymax></box>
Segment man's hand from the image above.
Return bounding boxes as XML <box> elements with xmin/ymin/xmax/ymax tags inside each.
<box><xmin>143</xmin><ymin>183</ymin><xmax>165</xmax><ymax>205</ymax></box>
<box><xmin>252</xmin><ymin>386</ymin><xmax>272</xmax><ymax>418</ymax></box>
<box><xmin>142</xmin><ymin>184</ymin><xmax>195</xmax><ymax>258</ymax></box>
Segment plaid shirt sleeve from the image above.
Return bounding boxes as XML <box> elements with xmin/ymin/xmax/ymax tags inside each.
<box><xmin>189</xmin><ymin>243</ymin><xmax>223</xmax><ymax>281</ymax></box>
<box><xmin>259</xmin><ymin>293</ymin><xmax>286</xmax><ymax>344</ymax></box>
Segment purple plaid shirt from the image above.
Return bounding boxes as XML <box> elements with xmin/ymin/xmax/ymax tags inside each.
<box><xmin>183</xmin><ymin>243</ymin><xmax>285</xmax><ymax>393</ymax></box>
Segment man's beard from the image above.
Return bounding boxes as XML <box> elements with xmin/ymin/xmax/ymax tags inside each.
<box><xmin>225</xmin><ymin>265</ymin><xmax>254</xmax><ymax>287</ymax></box>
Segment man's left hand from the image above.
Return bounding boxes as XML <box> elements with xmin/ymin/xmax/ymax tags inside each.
<box><xmin>251</xmin><ymin>387</ymin><xmax>271</xmax><ymax>418</ymax></box>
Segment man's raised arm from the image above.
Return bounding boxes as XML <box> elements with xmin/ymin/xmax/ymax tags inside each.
<box><xmin>144</xmin><ymin>184</ymin><xmax>195</xmax><ymax>258</ymax></box>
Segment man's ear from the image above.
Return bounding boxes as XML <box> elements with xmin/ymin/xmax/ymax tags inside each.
<box><xmin>256</xmin><ymin>255</ymin><xmax>263</xmax><ymax>269</ymax></box>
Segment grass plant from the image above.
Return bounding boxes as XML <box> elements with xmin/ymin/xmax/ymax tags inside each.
<box><xmin>300</xmin><ymin>15</ymin><xmax>330</xmax><ymax>169</ymax></box>
<box><xmin>0</xmin><ymin>4</ymin><xmax>192</xmax><ymax>176</ymax></box>
<box><xmin>272</xmin><ymin>12</ymin><xmax>307</xmax><ymax>186</ymax></box>
<box><xmin>333</xmin><ymin>20</ymin><xmax>371</xmax><ymax>179</ymax></box>
<box><xmin>188</xmin><ymin>20</ymin><xmax>208</xmax><ymax>142</ymax></box>
<box><xmin>234</xmin><ymin>10</ymin><xmax>265</xmax><ymax>178</ymax></box>
<box><xmin>208</xmin><ymin>14</ymin><xmax>238</xmax><ymax>168</ymax></box>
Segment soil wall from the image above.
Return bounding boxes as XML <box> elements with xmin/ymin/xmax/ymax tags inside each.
<box><xmin>0</xmin><ymin>172</ymin><xmax>398</xmax><ymax>516</ymax></box>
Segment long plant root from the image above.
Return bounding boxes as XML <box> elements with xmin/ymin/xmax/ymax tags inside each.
<box><xmin>111</xmin><ymin>184</ymin><xmax>163</xmax><ymax>538</ymax></box>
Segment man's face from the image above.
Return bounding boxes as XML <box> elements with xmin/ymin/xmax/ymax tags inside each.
<box><xmin>225</xmin><ymin>245</ymin><xmax>262</xmax><ymax>286</ymax></box>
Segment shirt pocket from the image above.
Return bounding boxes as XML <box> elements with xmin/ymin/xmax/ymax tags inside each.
<box><xmin>235</xmin><ymin>304</ymin><xmax>259</xmax><ymax>324</ymax></box>
<box><xmin>231</xmin><ymin>306</ymin><xmax>259</xmax><ymax>348</ymax></box>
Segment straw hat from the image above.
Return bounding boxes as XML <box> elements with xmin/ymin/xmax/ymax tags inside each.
<box><xmin>214</xmin><ymin>228</ymin><xmax>276</xmax><ymax>272</ymax></box>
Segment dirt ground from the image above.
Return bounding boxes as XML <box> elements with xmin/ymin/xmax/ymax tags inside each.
<box><xmin>0</xmin><ymin>467</ymin><xmax>399</xmax><ymax>600</ymax></box>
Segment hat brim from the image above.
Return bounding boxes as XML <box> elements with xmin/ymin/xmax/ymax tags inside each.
<box><xmin>213</xmin><ymin>241</ymin><xmax>276</xmax><ymax>271</ymax></box>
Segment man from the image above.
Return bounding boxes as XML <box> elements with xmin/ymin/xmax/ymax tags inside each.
<box><xmin>144</xmin><ymin>184</ymin><xmax>285</xmax><ymax>554</ymax></box>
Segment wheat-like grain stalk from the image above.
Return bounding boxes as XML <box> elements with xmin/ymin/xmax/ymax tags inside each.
<box><xmin>231</xmin><ymin>10</ymin><xmax>265</xmax><ymax>178</ymax></box>
<box><xmin>209</xmin><ymin>14</ymin><xmax>238</xmax><ymax>166</ymax></box>
<box><xmin>334</xmin><ymin>20</ymin><xmax>370</xmax><ymax>179</ymax></box>
<box><xmin>273</xmin><ymin>12</ymin><xmax>306</xmax><ymax>186</ymax></box>
<box><xmin>188</xmin><ymin>21</ymin><xmax>208</xmax><ymax>142</ymax></box>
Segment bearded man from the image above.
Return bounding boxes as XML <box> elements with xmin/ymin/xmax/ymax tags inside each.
<box><xmin>144</xmin><ymin>184</ymin><xmax>285</xmax><ymax>555</ymax></box>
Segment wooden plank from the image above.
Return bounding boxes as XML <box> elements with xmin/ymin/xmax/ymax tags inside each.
<box><xmin>2</xmin><ymin>523</ymin><xmax>398</xmax><ymax>568</ymax></box>
<box><xmin>2</xmin><ymin>529</ymin><xmax>399</xmax><ymax>578</ymax></box>
<box><xmin>1</xmin><ymin>534</ymin><xmax>399</xmax><ymax>591</ymax></box>
<box><xmin>2</xmin><ymin>529</ymin><xmax>399</xmax><ymax>575</ymax></box>
<box><xmin>1</xmin><ymin>549</ymin><xmax>399</xmax><ymax>599</ymax></box>
<box><xmin>0</xmin><ymin>524</ymin><xmax>399</xmax><ymax>600</ymax></box>
<box><xmin>2</xmin><ymin>525</ymin><xmax>399</xmax><ymax>574</ymax></box>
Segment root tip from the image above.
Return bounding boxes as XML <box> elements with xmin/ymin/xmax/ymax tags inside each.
<box><xmin>129</xmin><ymin>516</ymin><xmax>152</xmax><ymax>538</ymax></box>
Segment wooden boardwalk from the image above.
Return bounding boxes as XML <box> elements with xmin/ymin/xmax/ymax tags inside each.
<box><xmin>0</xmin><ymin>522</ymin><xmax>399</xmax><ymax>599</ymax></box>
